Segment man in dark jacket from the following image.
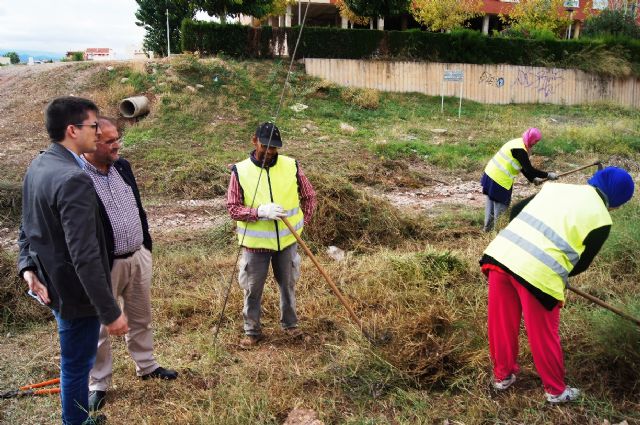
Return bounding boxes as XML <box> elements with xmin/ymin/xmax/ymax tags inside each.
<box><xmin>18</xmin><ymin>97</ymin><xmax>128</xmax><ymax>425</ymax></box>
<box><xmin>82</xmin><ymin>117</ymin><xmax>177</xmax><ymax>412</ymax></box>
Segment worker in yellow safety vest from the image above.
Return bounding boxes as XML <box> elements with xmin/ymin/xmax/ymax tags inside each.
<box><xmin>227</xmin><ymin>122</ymin><xmax>317</xmax><ymax>348</ymax></box>
<box><xmin>481</xmin><ymin>128</ymin><xmax>558</xmax><ymax>231</ymax></box>
<box><xmin>480</xmin><ymin>166</ymin><xmax>634</xmax><ymax>403</ymax></box>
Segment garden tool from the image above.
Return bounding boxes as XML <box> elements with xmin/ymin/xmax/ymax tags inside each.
<box><xmin>0</xmin><ymin>378</ymin><xmax>60</xmax><ymax>399</ymax></box>
<box><xmin>567</xmin><ymin>283</ymin><xmax>640</xmax><ymax>327</ymax></box>
<box><xmin>535</xmin><ymin>160</ymin><xmax>603</xmax><ymax>185</ymax></box>
<box><xmin>281</xmin><ymin>217</ymin><xmax>390</xmax><ymax>344</ymax></box>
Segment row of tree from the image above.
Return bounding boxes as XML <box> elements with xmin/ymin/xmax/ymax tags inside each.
<box><xmin>135</xmin><ymin>0</ymin><xmax>640</xmax><ymax>55</ymax></box>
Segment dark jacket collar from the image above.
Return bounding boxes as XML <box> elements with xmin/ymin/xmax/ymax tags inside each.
<box><xmin>249</xmin><ymin>150</ymin><xmax>278</xmax><ymax>168</ymax></box>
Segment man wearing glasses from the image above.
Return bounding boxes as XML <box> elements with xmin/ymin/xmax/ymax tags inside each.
<box><xmin>18</xmin><ymin>97</ymin><xmax>128</xmax><ymax>425</ymax></box>
<box><xmin>82</xmin><ymin>117</ymin><xmax>177</xmax><ymax>412</ymax></box>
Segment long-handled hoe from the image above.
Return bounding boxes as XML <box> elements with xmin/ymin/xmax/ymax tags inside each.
<box><xmin>281</xmin><ymin>217</ymin><xmax>389</xmax><ymax>344</ymax></box>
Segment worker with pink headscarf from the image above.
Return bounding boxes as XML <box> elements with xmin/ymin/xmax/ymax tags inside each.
<box><xmin>481</xmin><ymin>128</ymin><xmax>558</xmax><ymax>231</ymax></box>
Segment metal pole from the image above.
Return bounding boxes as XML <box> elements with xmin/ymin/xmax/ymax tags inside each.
<box><xmin>298</xmin><ymin>1</ymin><xmax>301</xmax><ymax>25</ymax></box>
<box><xmin>441</xmin><ymin>79</ymin><xmax>444</xmax><ymax>114</ymax></box>
<box><xmin>166</xmin><ymin>8</ymin><xmax>171</xmax><ymax>57</ymax></box>
<box><xmin>458</xmin><ymin>82</ymin><xmax>463</xmax><ymax>118</ymax></box>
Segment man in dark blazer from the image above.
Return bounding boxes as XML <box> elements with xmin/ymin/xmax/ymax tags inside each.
<box><xmin>18</xmin><ymin>96</ymin><xmax>128</xmax><ymax>425</ymax></box>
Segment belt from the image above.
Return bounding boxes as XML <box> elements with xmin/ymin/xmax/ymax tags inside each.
<box><xmin>114</xmin><ymin>247</ymin><xmax>141</xmax><ymax>260</ymax></box>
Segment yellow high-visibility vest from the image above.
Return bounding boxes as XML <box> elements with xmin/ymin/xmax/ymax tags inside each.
<box><xmin>484</xmin><ymin>183</ymin><xmax>611</xmax><ymax>301</ymax></box>
<box><xmin>235</xmin><ymin>155</ymin><xmax>304</xmax><ymax>251</ymax></box>
<box><xmin>484</xmin><ymin>138</ymin><xmax>526</xmax><ymax>190</ymax></box>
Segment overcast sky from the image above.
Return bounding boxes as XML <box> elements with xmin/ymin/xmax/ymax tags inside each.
<box><xmin>0</xmin><ymin>0</ymin><xmax>147</xmax><ymax>58</ymax></box>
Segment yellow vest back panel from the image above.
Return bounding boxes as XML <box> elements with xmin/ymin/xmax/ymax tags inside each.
<box><xmin>484</xmin><ymin>184</ymin><xmax>611</xmax><ymax>301</ymax></box>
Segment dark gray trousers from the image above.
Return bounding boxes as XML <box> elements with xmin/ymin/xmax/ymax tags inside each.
<box><xmin>238</xmin><ymin>243</ymin><xmax>301</xmax><ymax>336</ymax></box>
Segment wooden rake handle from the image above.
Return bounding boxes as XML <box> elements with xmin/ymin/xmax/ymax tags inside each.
<box><xmin>568</xmin><ymin>285</ymin><xmax>640</xmax><ymax>327</ymax></box>
<box><xmin>281</xmin><ymin>217</ymin><xmax>364</xmax><ymax>331</ymax></box>
<box><xmin>556</xmin><ymin>161</ymin><xmax>603</xmax><ymax>178</ymax></box>
<box><xmin>538</xmin><ymin>161</ymin><xmax>603</xmax><ymax>184</ymax></box>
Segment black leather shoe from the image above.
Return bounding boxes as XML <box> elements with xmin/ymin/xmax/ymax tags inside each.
<box><xmin>88</xmin><ymin>390</ymin><xmax>106</xmax><ymax>412</ymax></box>
<box><xmin>140</xmin><ymin>366</ymin><xmax>178</xmax><ymax>380</ymax></box>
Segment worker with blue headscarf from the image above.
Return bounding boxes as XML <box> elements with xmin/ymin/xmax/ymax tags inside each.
<box><xmin>480</xmin><ymin>166</ymin><xmax>635</xmax><ymax>403</ymax></box>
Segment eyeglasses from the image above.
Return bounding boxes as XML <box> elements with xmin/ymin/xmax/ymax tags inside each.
<box><xmin>73</xmin><ymin>121</ymin><xmax>100</xmax><ymax>134</ymax></box>
<box><xmin>101</xmin><ymin>137</ymin><xmax>123</xmax><ymax>146</ymax></box>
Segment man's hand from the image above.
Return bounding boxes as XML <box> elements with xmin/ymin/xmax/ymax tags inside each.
<box><xmin>533</xmin><ymin>177</ymin><xmax>545</xmax><ymax>186</ymax></box>
<box><xmin>106</xmin><ymin>313</ymin><xmax>129</xmax><ymax>336</ymax></box>
<box><xmin>257</xmin><ymin>203</ymin><xmax>286</xmax><ymax>220</ymax></box>
<box><xmin>547</xmin><ymin>172</ymin><xmax>559</xmax><ymax>180</ymax></box>
<box><xmin>23</xmin><ymin>270</ymin><xmax>50</xmax><ymax>304</ymax></box>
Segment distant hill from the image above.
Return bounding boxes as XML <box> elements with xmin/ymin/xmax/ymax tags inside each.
<box><xmin>0</xmin><ymin>49</ymin><xmax>65</xmax><ymax>63</ymax></box>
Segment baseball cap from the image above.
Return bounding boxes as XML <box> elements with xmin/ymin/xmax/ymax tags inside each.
<box><xmin>255</xmin><ymin>122</ymin><xmax>282</xmax><ymax>148</ymax></box>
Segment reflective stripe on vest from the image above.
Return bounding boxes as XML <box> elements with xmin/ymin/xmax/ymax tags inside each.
<box><xmin>484</xmin><ymin>138</ymin><xmax>525</xmax><ymax>190</ymax></box>
<box><xmin>483</xmin><ymin>184</ymin><xmax>611</xmax><ymax>301</ymax></box>
<box><xmin>236</xmin><ymin>218</ymin><xmax>303</xmax><ymax>239</ymax></box>
<box><xmin>235</xmin><ymin>155</ymin><xmax>304</xmax><ymax>251</ymax></box>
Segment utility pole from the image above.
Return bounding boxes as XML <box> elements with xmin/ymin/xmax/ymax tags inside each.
<box><xmin>166</xmin><ymin>7</ymin><xmax>171</xmax><ymax>57</ymax></box>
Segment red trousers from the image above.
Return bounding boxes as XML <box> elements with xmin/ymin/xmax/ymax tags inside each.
<box><xmin>487</xmin><ymin>267</ymin><xmax>566</xmax><ymax>395</ymax></box>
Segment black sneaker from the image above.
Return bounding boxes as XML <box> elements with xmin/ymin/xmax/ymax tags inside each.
<box><xmin>140</xmin><ymin>366</ymin><xmax>178</xmax><ymax>380</ymax></box>
<box><xmin>88</xmin><ymin>390</ymin><xmax>107</xmax><ymax>412</ymax></box>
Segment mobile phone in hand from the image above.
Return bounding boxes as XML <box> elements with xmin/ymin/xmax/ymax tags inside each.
<box><xmin>26</xmin><ymin>289</ymin><xmax>47</xmax><ymax>306</ymax></box>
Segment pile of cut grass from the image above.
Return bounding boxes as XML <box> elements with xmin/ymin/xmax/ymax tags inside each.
<box><xmin>304</xmin><ymin>173</ymin><xmax>432</xmax><ymax>251</ymax></box>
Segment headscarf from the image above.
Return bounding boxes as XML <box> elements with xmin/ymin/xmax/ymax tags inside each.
<box><xmin>587</xmin><ymin>166</ymin><xmax>635</xmax><ymax>208</ymax></box>
<box><xmin>522</xmin><ymin>128</ymin><xmax>542</xmax><ymax>150</ymax></box>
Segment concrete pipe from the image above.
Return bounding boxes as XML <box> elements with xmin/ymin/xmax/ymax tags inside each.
<box><xmin>119</xmin><ymin>96</ymin><xmax>150</xmax><ymax>118</ymax></box>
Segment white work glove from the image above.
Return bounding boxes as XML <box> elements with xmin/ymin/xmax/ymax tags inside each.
<box><xmin>533</xmin><ymin>177</ymin><xmax>545</xmax><ymax>186</ymax></box>
<box><xmin>257</xmin><ymin>203</ymin><xmax>286</xmax><ymax>220</ymax></box>
<box><xmin>547</xmin><ymin>172</ymin><xmax>559</xmax><ymax>180</ymax></box>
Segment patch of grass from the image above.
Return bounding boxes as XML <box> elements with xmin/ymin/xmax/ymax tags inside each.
<box><xmin>600</xmin><ymin>200</ymin><xmax>640</xmax><ymax>276</ymax></box>
<box><xmin>0</xmin><ymin>251</ymin><xmax>51</xmax><ymax>332</ymax></box>
<box><xmin>341</xmin><ymin>87</ymin><xmax>380</xmax><ymax>110</ymax></box>
<box><xmin>0</xmin><ymin>180</ymin><xmax>21</xmax><ymax>226</ymax></box>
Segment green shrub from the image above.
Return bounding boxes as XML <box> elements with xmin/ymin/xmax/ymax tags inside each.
<box><xmin>582</xmin><ymin>9</ymin><xmax>640</xmax><ymax>39</ymax></box>
<box><xmin>181</xmin><ymin>20</ymin><xmax>284</xmax><ymax>58</ymax></box>
<box><xmin>180</xmin><ymin>22</ymin><xmax>640</xmax><ymax>76</ymax></box>
<box><xmin>288</xmin><ymin>27</ymin><xmax>385</xmax><ymax>60</ymax></box>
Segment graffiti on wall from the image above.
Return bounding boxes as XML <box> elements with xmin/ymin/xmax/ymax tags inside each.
<box><xmin>512</xmin><ymin>68</ymin><xmax>564</xmax><ymax>98</ymax></box>
<box><xmin>479</xmin><ymin>71</ymin><xmax>505</xmax><ymax>88</ymax></box>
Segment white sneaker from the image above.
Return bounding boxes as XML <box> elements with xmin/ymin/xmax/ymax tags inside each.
<box><xmin>545</xmin><ymin>386</ymin><xmax>581</xmax><ymax>403</ymax></box>
<box><xmin>493</xmin><ymin>373</ymin><xmax>516</xmax><ymax>390</ymax></box>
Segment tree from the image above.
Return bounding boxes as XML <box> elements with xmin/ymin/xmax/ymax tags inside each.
<box><xmin>500</xmin><ymin>0</ymin><xmax>571</xmax><ymax>38</ymax></box>
<box><xmin>410</xmin><ymin>0</ymin><xmax>483</xmax><ymax>32</ymax></box>
<box><xmin>342</xmin><ymin>0</ymin><xmax>411</xmax><ymax>18</ymax></box>
<box><xmin>193</xmin><ymin>0</ymin><xmax>274</xmax><ymax>22</ymax></box>
<box><xmin>135</xmin><ymin>0</ymin><xmax>196</xmax><ymax>56</ymax></box>
<box><xmin>3</xmin><ymin>52</ymin><xmax>20</xmax><ymax>64</ymax></box>
<box><xmin>336</xmin><ymin>0</ymin><xmax>371</xmax><ymax>26</ymax></box>
<box><xmin>582</xmin><ymin>8</ymin><xmax>640</xmax><ymax>38</ymax></box>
